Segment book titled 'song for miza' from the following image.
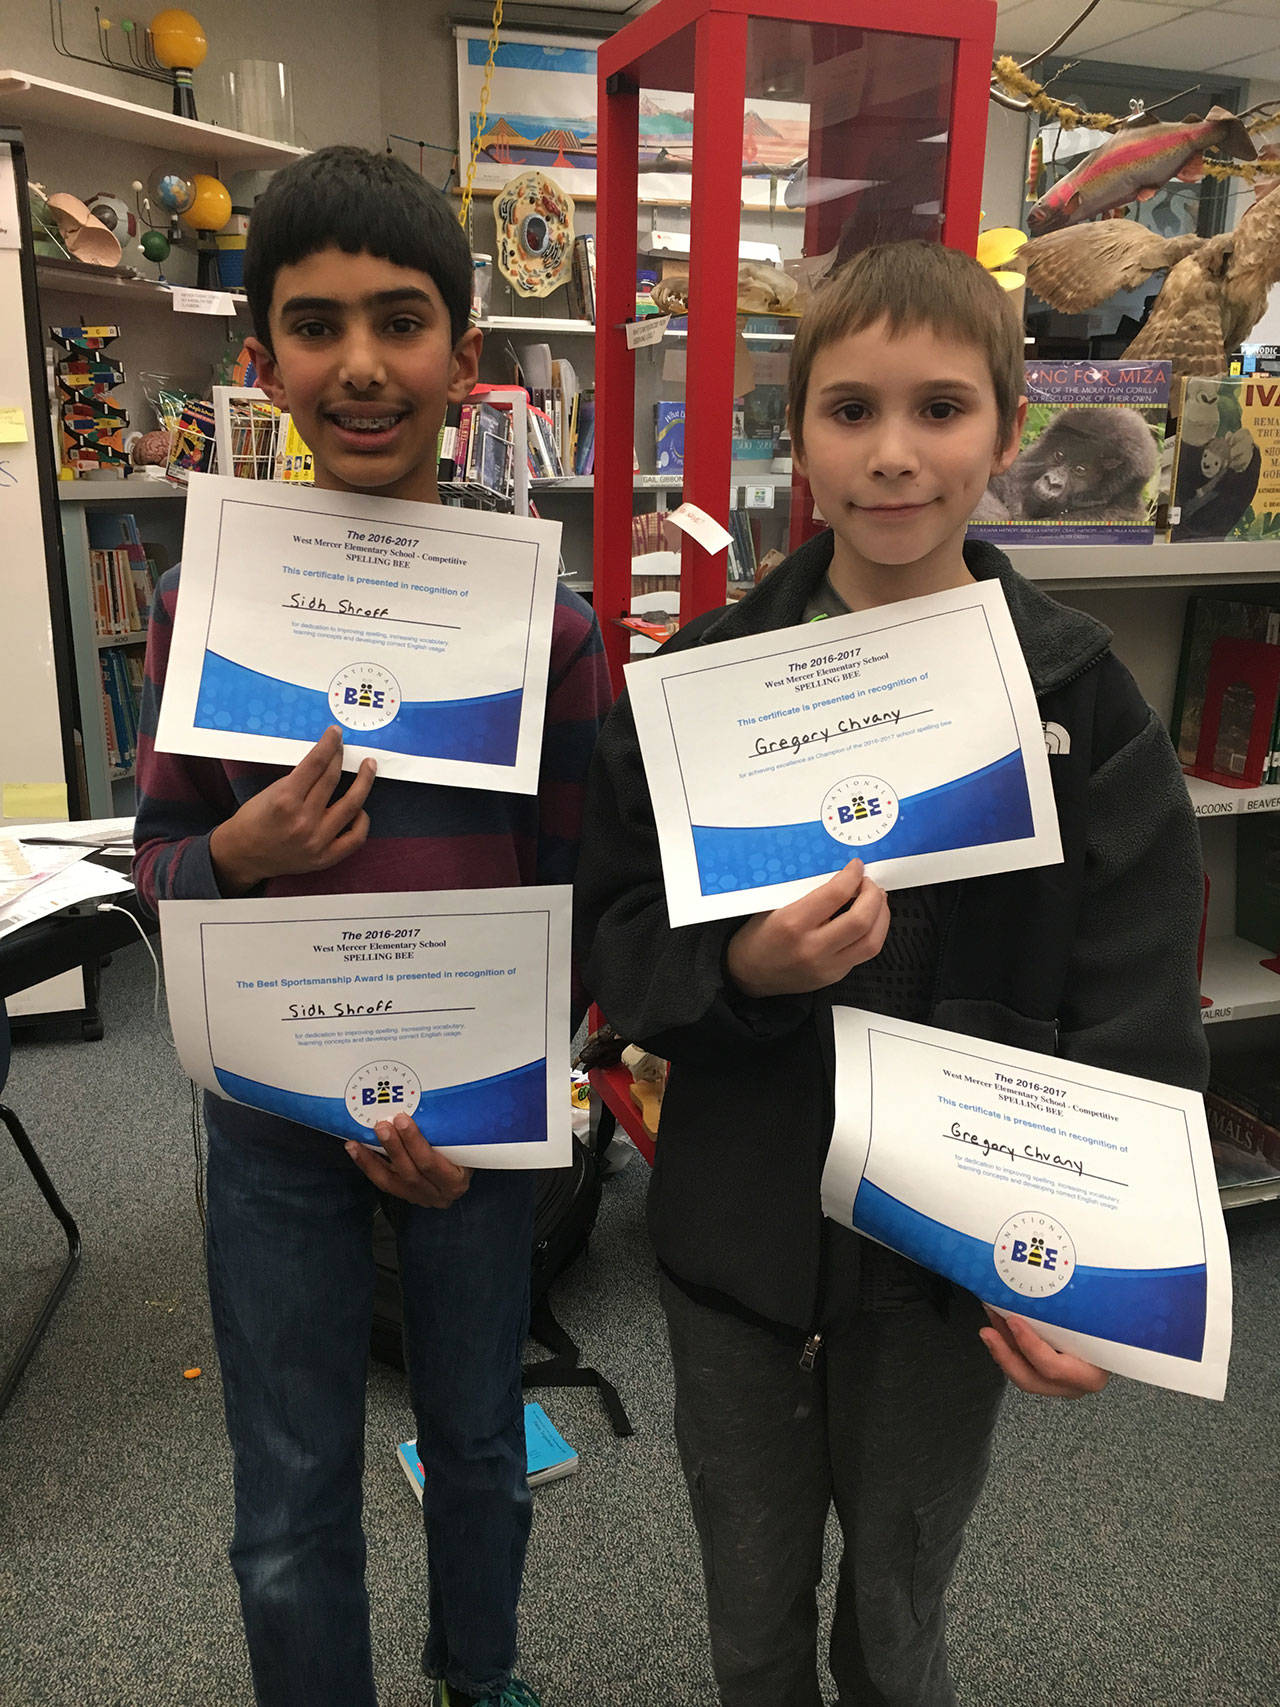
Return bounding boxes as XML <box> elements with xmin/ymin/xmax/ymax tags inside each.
<box><xmin>396</xmin><ymin>1402</ymin><xmax>577</xmax><ymax>1500</ymax></box>
<box><xmin>968</xmin><ymin>359</ymin><xmax>1170</xmax><ymax>545</ymax></box>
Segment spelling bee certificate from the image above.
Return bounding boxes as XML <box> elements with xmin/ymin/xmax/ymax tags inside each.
<box><xmin>625</xmin><ymin>580</ymin><xmax>1061</xmax><ymax>926</ymax></box>
<box><xmin>160</xmin><ymin>887</ymin><xmax>571</xmax><ymax>1168</ymax></box>
<box><xmin>155</xmin><ymin>474</ymin><xmax>561</xmax><ymax>793</ymax></box>
<box><xmin>821</xmin><ymin>1009</ymin><xmax>1232</xmax><ymax>1399</ymax></box>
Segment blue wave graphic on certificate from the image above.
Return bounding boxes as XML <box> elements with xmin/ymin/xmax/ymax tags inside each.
<box><xmin>214</xmin><ymin>1057</ymin><xmax>547</xmax><ymax>1147</ymax></box>
<box><xmin>691</xmin><ymin>750</ymin><xmax>1033</xmax><ymax>896</ymax></box>
<box><xmin>853</xmin><ymin>1179</ymin><xmax>1207</xmax><ymax>1361</ymax></box>
<box><xmin>194</xmin><ymin>651</ymin><xmax>521</xmax><ymax>764</ymax></box>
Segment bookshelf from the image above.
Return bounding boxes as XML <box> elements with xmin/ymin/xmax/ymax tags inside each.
<box><xmin>59</xmin><ymin>486</ymin><xmax>185</xmax><ymax>815</ymax></box>
<box><xmin>1027</xmin><ymin>545</ymin><xmax>1280</xmax><ymax>1207</ymax></box>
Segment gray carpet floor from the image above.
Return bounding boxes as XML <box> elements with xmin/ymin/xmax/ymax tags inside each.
<box><xmin>1</xmin><ymin>942</ymin><xmax>1278</xmax><ymax>1707</ymax></box>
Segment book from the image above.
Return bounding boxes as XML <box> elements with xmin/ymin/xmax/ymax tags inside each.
<box><xmin>733</xmin><ymin>384</ymin><xmax>786</xmax><ymax>471</ymax></box>
<box><xmin>969</xmin><ymin>359</ymin><xmax>1170</xmax><ymax>545</ymax></box>
<box><xmin>1169</xmin><ymin>374</ymin><xmax>1280</xmax><ymax>543</ymax></box>
<box><xmin>655</xmin><ymin>401</ymin><xmax>685</xmax><ymax>473</ymax></box>
<box><xmin>452</xmin><ymin>403</ymin><xmax>474</xmax><ymax>488</ymax></box>
<box><xmin>1235</xmin><ymin>812</ymin><xmax>1280</xmax><ymax>953</ymax></box>
<box><xmin>578</xmin><ymin>234</ymin><xmax>596</xmax><ymax>323</ymax></box>
<box><xmin>395</xmin><ymin>1403</ymin><xmax>577</xmax><ymax>1500</ymax></box>
<box><xmin>437</xmin><ymin>400</ymin><xmax>463</xmax><ymax>482</ymax></box>
<box><xmin>1205</xmin><ymin>1089</ymin><xmax>1280</xmax><ymax>1187</ymax></box>
<box><xmin>1205</xmin><ymin>1064</ymin><xmax>1280</xmax><ymax>1187</ymax></box>
<box><xmin>527</xmin><ymin>406</ymin><xmax>563</xmax><ymax>479</ymax></box>
<box><xmin>573</xmin><ymin>393</ymin><xmax>595</xmax><ymax>477</ymax></box>
<box><xmin>551</xmin><ymin>358</ymin><xmax>580</xmax><ymax>468</ymax></box>
<box><xmin>1168</xmin><ymin>592</ymin><xmax>1280</xmax><ymax>781</ymax></box>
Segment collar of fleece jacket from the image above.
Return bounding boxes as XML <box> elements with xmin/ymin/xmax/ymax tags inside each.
<box><xmin>687</xmin><ymin>531</ymin><xmax>1112</xmax><ymax>698</ymax></box>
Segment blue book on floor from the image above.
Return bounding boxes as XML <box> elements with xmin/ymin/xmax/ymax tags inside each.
<box><xmin>396</xmin><ymin>1402</ymin><xmax>577</xmax><ymax>1498</ymax></box>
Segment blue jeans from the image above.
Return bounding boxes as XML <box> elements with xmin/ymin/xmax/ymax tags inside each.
<box><xmin>204</xmin><ymin>1095</ymin><xmax>535</xmax><ymax>1707</ymax></box>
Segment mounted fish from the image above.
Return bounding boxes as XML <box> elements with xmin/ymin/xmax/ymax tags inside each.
<box><xmin>1027</xmin><ymin>108</ymin><xmax>1257</xmax><ymax>234</ymax></box>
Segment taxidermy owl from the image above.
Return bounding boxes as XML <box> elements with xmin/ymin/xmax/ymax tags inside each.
<box><xmin>1020</xmin><ymin>187</ymin><xmax>1280</xmax><ymax>390</ymax></box>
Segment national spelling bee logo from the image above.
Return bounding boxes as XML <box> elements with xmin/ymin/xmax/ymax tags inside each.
<box><xmin>993</xmin><ymin>1211</ymin><xmax>1076</xmax><ymax>1298</ymax></box>
<box><xmin>344</xmin><ymin>1060</ymin><xmax>422</xmax><ymax>1129</ymax></box>
<box><xmin>328</xmin><ymin>662</ymin><xmax>401</xmax><ymax>732</ymax></box>
<box><xmin>820</xmin><ymin>775</ymin><xmax>899</xmax><ymax>847</ymax></box>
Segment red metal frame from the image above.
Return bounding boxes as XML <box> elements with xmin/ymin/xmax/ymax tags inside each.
<box><xmin>593</xmin><ymin>0</ymin><xmax>998</xmax><ymax>690</ymax></box>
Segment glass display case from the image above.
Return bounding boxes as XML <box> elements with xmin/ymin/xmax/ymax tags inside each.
<box><xmin>593</xmin><ymin>0</ymin><xmax>998</xmax><ymax>685</ymax></box>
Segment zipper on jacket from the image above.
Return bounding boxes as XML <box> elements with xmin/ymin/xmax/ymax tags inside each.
<box><xmin>925</xmin><ymin>649</ymin><xmax>1107</xmax><ymax>1026</ymax></box>
<box><xmin>1046</xmin><ymin>649</ymin><xmax>1106</xmax><ymax>697</ymax></box>
<box><xmin>799</xmin><ymin>1332</ymin><xmax>824</xmax><ymax>1371</ymax></box>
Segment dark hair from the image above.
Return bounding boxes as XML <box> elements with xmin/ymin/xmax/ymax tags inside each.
<box><xmin>788</xmin><ymin>241</ymin><xmax>1025</xmax><ymax>456</ymax></box>
<box><xmin>244</xmin><ymin>145</ymin><xmax>472</xmax><ymax>349</ymax></box>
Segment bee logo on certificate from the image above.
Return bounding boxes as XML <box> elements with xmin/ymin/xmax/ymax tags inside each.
<box><xmin>821</xmin><ymin>775</ymin><xmax>900</xmax><ymax>846</ymax></box>
<box><xmin>994</xmin><ymin>1212</ymin><xmax>1076</xmax><ymax>1298</ymax></box>
<box><xmin>328</xmin><ymin>662</ymin><xmax>401</xmax><ymax>732</ymax></box>
<box><xmin>345</xmin><ymin>1060</ymin><xmax>422</xmax><ymax>1129</ymax></box>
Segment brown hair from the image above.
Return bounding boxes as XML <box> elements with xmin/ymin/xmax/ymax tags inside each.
<box><xmin>788</xmin><ymin>240</ymin><xmax>1025</xmax><ymax>456</ymax></box>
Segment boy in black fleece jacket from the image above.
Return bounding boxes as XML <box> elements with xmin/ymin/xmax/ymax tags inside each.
<box><xmin>574</xmin><ymin>242</ymin><xmax>1208</xmax><ymax>1707</ymax></box>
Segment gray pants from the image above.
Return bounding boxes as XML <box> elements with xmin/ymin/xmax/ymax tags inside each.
<box><xmin>660</xmin><ymin>1228</ymin><xmax>1005</xmax><ymax>1707</ymax></box>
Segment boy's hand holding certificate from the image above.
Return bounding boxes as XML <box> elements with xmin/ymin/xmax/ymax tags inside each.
<box><xmin>626</xmin><ymin>580</ymin><xmax>1061</xmax><ymax>924</ymax></box>
<box><xmin>822</xmin><ymin>1010</ymin><xmax>1232</xmax><ymax>1399</ymax></box>
<box><xmin>156</xmin><ymin>474</ymin><xmax>561</xmax><ymax>794</ymax></box>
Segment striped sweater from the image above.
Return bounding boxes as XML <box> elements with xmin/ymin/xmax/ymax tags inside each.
<box><xmin>133</xmin><ymin>566</ymin><xmax>613</xmax><ymax>919</ymax></box>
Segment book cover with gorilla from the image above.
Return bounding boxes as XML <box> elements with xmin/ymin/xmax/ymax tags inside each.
<box><xmin>969</xmin><ymin>360</ymin><xmax>1170</xmax><ymax>545</ymax></box>
<box><xmin>1169</xmin><ymin>376</ymin><xmax>1280</xmax><ymax>544</ymax></box>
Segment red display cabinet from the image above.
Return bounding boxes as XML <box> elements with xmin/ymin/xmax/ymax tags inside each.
<box><xmin>593</xmin><ymin>0</ymin><xmax>998</xmax><ymax>688</ymax></box>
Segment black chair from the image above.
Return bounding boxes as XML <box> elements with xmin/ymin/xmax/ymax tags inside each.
<box><xmin>0</xmin><ymin>996</ymin><xmax>82</xmax><ymax>1416</ymax></box>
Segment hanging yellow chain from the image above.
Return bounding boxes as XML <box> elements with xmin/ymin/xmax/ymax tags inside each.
<box><xmin>459</xmin><ymin>0</ymin><xmax>504</xmax><ymax>231</ymax></box>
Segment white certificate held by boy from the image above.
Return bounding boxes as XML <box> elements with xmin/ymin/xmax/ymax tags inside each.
<box><xmin>156</xmin><ymin>473</ymin><xmax>561</xmax><ymax>793</ymax></box>
<box><xmin>161</xmin><ymin>886</ymin><xmax>571</xmax><ymax>1168</ymax></box>
<box><xmin>821</xmin><ymin>1009</ymin><xmax>1232</xmax><ymax>1400</ymax></box>
<box><xmin>626</xmin><ymin>578</ymin><xmax>1061</xmax><ymax>926</ymax></box>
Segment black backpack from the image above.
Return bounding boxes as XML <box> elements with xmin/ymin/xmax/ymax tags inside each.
<box><xmin>370</xmin><ymin>1134</ymin><xmax>633</xmax><ymax>1436</ymax></box>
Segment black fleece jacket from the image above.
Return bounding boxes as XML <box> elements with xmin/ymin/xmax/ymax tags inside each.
<box><xmin>574</xmin><ymin>533</ymin><xmax>1210</xmax><ymax>1338</ymax></box>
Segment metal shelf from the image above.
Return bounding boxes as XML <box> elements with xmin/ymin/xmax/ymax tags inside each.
<box><xmin>1188</xmin><ymin>777</ymin><xmax>1280</xmax><ymax>819</ymax></box>
<box><xmin>1200</xmin><ymin>936</ymin><xmax>1280</xmax><ymax>1025</ymax></box>
<box><xmin>1218</xmin><ymin>1173</ymin><xmax>1280</xmax><ymax>1209</ymax></box>
<box><xmin>0</xmin><ymin>69</ymin><xmax>305</xmax><ymax>167</ymax></box>
<box><xmin>1006</xmin><ymin>540</ymin><xmax>1280</xmax><ymax>589</ymax></box>
<box><xmin>479</xmin><ymin>316</ymin><xmax>595</xmax><ymax>335</ymax></box>
<box><xmin>58</xmin><ymin>481</ymin><xmax>185</xmax><ymax>501</ymax></box>
<box><xmin>533</xmin><ymin>471</ymin><xmax>792</xmax><ymax>493</ymax></box>
<box><xmin>36</xmin><ymin>260</ymin><xmax>248</xmax><ymax>311</ymax></box>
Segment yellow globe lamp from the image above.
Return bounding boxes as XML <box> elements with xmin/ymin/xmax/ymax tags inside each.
<box><xmin>180</xmin><ymin>173</ymin><xmax>231</xmax><ymax>233</ymax></box>
<box><xmin>149</xmin><ymin>9</ymin><xmax>208</xmax><ymax>69</ymax></box>
<box><xmin>150</xmin><ymin>10</ymin><xmax>207</xmax><ymax>119</ymax></box>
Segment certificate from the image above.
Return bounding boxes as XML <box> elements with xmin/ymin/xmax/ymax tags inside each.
<box><xmin>626</xmin><ymin>580</ymin><xmax>1061</xmax><ymax>926</ymax></box>
<box><xmin>156</xmin><ymin>474</ymin><xmax>561</xmax><ymax>793</ymax></box>
<box><xmin>821</xmin><ymin>1009</ymin><xmax>1232</xmax><ymax>1399</ymax></box>
<box><xmin>160</xmin><ymin>887</ymin><xmax>571</xmax><ymax>1168</ymax></box>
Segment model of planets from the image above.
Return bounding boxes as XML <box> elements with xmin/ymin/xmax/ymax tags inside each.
<box><xmin>180</xmin><ymin>174</ymin><xmax>231</xmax><ymax>233</ymax></box>
<box><xmin>149</xmin><ymin>9</ymin><xmax>208</xmax><ymax>69</ymax></box>
<box><xmin>140</xmin><ymin>229</ymin><xmax>171</xmax><ymax>264</ymax></box>
<box><xmin>87</xmin><ymin>193</ymin><xmax>134</xmax><ymax>237</ymax></box>
<box><xmin>147</xmin><ymin>168</ymin><xmax>195</xmax><ymax>217</ymax></box>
